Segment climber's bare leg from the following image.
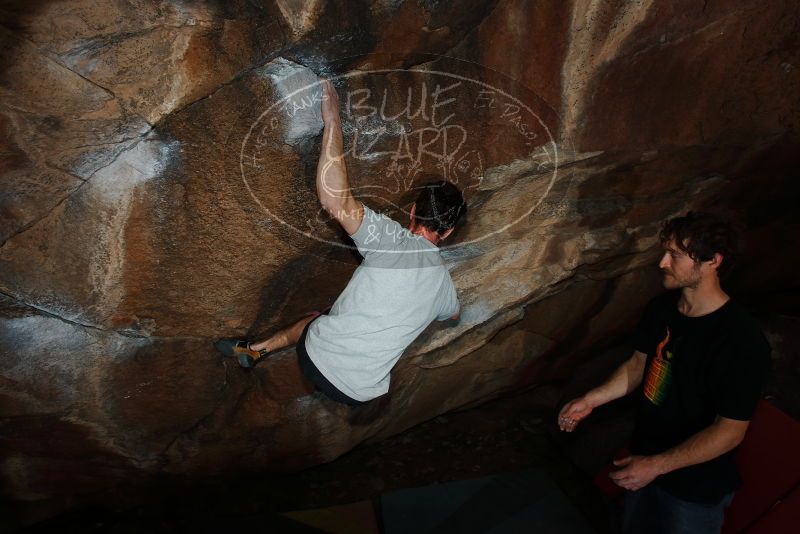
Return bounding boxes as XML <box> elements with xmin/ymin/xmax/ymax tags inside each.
<box><xmin>249</xmin><ymin>314</ymin><xmax>317</xmax><ymax>353</ymax></box>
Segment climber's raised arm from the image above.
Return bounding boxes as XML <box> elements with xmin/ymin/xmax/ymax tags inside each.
<box><xmin>317</xmin><ymin>79</ymin><xmax>363</xmax><ymax>235</ymax></box>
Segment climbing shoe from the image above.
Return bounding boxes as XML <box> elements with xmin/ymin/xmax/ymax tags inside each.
<box><xmin>214</xmin><ymin>339</ymin><xmax>269</xmax><ymax>369</ymax></box>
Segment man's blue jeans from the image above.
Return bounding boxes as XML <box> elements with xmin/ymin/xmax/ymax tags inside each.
<box><xmin>623</xmin><ymin>483</ymin><xmax>734</xmax><ymax>534</ymax></box>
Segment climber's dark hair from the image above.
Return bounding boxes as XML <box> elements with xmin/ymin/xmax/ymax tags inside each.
<box><xmin>660</xmin><ymin>211</ymin><xmax>737</xmax><ymax>274</ymax></box>
<box><xmin>412</xmin><ymin>177</ymin><xmax>467</xmax><ymax>235</ymax></box>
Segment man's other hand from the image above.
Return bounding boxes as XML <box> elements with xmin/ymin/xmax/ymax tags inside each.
<box><xmin>320</xmin><ymin>79</ymin><xmax>340</xmax><ymax>125</ymax></box>
<box><xmin>609</xmin><ymin>455</ymin><xmax>664</xmax><ymax>491</ymax></box>
<box><xmin>557</xmin><ymin>396</ymin><xmax>593</xmax><ymax>432</ymax></box>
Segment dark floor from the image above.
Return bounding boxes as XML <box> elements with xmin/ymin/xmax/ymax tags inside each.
<box><xmin>23</xmin><ymin>384</ymin><xmax>621</xmax><ymax>533</ymax></box>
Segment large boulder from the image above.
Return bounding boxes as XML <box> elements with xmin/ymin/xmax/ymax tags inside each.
<box><xmin>1</xmin><ymin>0</ymin><xmax>798</xmax><ymax>522</ymax></box>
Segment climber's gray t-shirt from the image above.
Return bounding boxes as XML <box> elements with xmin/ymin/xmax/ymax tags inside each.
<box><xmin>304</xmin><ymin>203</ymin><xmax>459</xmax><ymax>402</ymax></box>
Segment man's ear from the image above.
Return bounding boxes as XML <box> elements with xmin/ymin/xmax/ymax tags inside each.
<box><xmin>709</xmin><ymin>252</ymin><xmax>724</xmax><ymax>272</ymax></box>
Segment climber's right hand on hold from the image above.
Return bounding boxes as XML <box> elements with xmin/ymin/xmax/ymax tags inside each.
<box><xmin>320</xmin><ymin>78</ymin><xmax>340</xmax><ymax>126</ymax></box>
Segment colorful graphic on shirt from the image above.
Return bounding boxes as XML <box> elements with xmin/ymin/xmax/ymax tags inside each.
<box><xmin>644</xmin><ymin>327</ymin><xmax>673</xmax><ymax>406</ymax></box>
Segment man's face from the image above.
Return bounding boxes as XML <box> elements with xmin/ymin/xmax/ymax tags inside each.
<box><xmin>658</xmin><ymin>237</ymin><xmax>702</xmax><ymax>289</ymax></box>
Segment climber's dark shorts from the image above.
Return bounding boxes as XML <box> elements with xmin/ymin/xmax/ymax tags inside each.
<box><xmin>297</xmin><ymin>314</ymin><xmax>365</xmax><ymax>407</ymax></box>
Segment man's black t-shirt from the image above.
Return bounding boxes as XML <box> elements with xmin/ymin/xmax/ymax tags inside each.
<box><xmin>630</xmin><ymin>292</ymin><xmax>771</xmax><ymax>504</ymax></box>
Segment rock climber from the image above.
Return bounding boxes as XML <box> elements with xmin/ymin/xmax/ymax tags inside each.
<box><xmin>216</xmin><ymin>79</ymin><xmax>466</xmax><ymax>406</ymax></box>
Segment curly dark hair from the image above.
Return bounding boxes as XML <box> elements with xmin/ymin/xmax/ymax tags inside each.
<box><xmin>659</xmin><ymin>211</ymin><xmax>737</xmax><ymax>274</ymax></box>
<box><xmin>413</xmin><ymin>177</ymin><xmax>467</xmax><ymax>235</ymax></box>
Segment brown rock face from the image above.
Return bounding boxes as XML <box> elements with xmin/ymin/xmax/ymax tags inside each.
<box><xmin>1</xmin><ymin>0</ymin><xmax>798</xmax><ymax>521</ymax></box>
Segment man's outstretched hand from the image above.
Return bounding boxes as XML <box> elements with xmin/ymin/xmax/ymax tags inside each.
<box><xmin>557</xmin><ymin>396</ymin><xmax>593</xmax><ymax>432</ymax></box>
<box><xmin>320</xmin><ymin>78</ymin><xmax>340</xmax><ymax>125</ymax></box>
